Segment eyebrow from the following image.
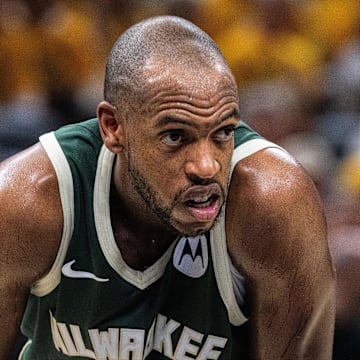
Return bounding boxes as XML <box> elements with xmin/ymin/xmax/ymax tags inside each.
<box><xmin>155</xmin><ymin>110</ymin><xmax>240</xmax><ymax>129</ymax></box>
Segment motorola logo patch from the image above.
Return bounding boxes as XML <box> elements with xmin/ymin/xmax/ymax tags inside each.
<box><xmin>173</xmin><ymin>235</ymin><xmax>208</xmax><ymax>278</ymax></box>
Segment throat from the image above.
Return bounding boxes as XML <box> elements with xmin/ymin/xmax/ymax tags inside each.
<box><xmin>110</xmin><ymin>177</ymin><xmax>178</xmax><ymax>271</ymax></box>
<box><xmin>113</xmin><ymin>226</ymin><xmax>177</xmax><ymax>271</ymax></box>
<box><xmin>110</xmin><ymin>178</ymin><xmax>178</xmax><ymax>270</ymax></box>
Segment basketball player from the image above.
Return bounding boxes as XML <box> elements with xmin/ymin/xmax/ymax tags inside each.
<box><xmin>0</xmin><ymin>16</ymin><xmax>335</xmax><ymax>359</ymax></box>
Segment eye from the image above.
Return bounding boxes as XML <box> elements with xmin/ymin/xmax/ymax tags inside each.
<box><xmin>160</xmin><ymin>130</ymin><xmax>187</xmax><ymax>146</ymax></box>
<box><xmin>212</xmin><ymin>126</ymin><xmax>235</xmax><ymax>142</ymax></box>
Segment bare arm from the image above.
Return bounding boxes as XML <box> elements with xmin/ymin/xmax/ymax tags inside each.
<box><xmin>226</xmin><ymin>148</ymin><xmax>335</xmax><ymax>359</ymax></box>
<box><xmin>0</xmin><ymin>144</ymin><xmax>62</xmax><ymax>358</ymax></box>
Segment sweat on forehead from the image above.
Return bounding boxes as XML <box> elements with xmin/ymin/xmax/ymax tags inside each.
<box><xmin>103</xmin><ymin>16</ymin><xmax>231</xmax><ymax>107</ymax></box>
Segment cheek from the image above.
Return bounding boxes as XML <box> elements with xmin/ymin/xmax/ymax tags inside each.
<box><xmin>217</xmin><ymin>147</ymin><xmax>234</xmax><ymax>174</ymax></box>
<box><xmin>135</xmin><ymin>151</ymin><xmax>184</xmax><ymax>192</ymax></box>
<box><xmin>152</xmin><ymin>159</ymin><xmax>185</xmax><ymax>190</ymax></box>
<box><xmin>145</xmin><ymin>144</ymin><xmax>186</xmax><ymax>178</ymax></box>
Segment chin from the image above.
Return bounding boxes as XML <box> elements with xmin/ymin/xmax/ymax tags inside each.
<box><xmin>173</xmin><ymin>221</ymin><xmax>215</xmax><ymax>238</ymax></box>
<box><xmin>169</xmin><ymin>207</ymin><xmax>223</xmax><ymax>238</ymax></box>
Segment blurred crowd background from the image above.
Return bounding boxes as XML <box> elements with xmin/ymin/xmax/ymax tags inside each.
<box><xmin>1</xmin><ymin>0</ymin><xmax>359</xmax><ymax>358</ymax></box>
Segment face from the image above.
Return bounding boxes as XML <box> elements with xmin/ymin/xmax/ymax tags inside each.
<box><xmin>120</xmin><ymin>64</ymin><xmax>240</xmax><ymax>237</ymax></box>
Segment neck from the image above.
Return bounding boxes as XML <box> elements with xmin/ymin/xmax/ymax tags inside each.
<box><xmin>110</xmin><ymin>162</ymin><xmax>178</xmax><ymax>270</ymax></box>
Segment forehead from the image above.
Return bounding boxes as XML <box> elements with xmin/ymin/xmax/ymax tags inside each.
<box><xmin>137</xmin><ymin>59</ymin><xmax>239</xmax><ymax>117</ymax></box>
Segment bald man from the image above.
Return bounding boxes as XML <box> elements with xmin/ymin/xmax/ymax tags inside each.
<box><xmin>0</xmin><ymin>16</ymin><xmax>335</xmax><ymax>359</ymax></box>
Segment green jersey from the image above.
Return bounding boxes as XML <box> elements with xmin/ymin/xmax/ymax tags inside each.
<box><xmin>19</xmin><ymin>119</ymin><xmax>279</xmax><ymax>359</ymax></box>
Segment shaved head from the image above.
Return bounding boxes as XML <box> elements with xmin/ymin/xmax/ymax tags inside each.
<box><xmin>104</xmin><ymin>16</ymin><xmax>233</xmax><ymax>117</ymax></box>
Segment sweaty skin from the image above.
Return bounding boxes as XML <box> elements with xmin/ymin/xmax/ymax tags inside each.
<box><xmin>226</xmin><ymin>149</ymin><xmax>335</xmax><ymax>359</ymax></box>
<box><xmin>0</xmin><ymin>19</ymin><xmax>335</xmax><ymax>359</ymax></box>
<box><xmin>0</xmin><ymin>145</ymin><xmax>63</xmax><ymax>358</ymax></box>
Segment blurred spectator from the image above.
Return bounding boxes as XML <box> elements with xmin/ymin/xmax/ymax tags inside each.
<box><xmin>338</xmin><ymin>150</ymin><xmax>360</xmax><ymax>195</ymax></box>
<box><xmin>239</xmin><ymin>77</ymin><xmax>307</xmax><ymax>143</ymax></box>
<box><xmin>0</xmin><ymin>94</ymin><xmax>60</xmax><ymax>161</ymax></box>
<box><xmin>325</xmin><ymin>139</ymin><xmax>360</xmax><ymax>359</ymax></box>
<box><xmin>299</xmin><ymin>0</ymin><xmax>360</xmax><ymax>59</ymax></box>
<box><xmin>279</xmin><ymin>132</ymin><xmax>337</xmax><ymax>198</ymax></box>
<box><xmin>328</xmin><ymin>174</ymin><xmax>360</xmax><ymax>359</ymax></box>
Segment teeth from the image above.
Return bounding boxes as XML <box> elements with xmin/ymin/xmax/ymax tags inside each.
<box><xmin>194</xmin><ymin>199</ymin><xmax>209</xmax><ymax>204</ymax></box>
<box><xmin>187</xmin><ymin>196</ymin><xmax>215</xmax><ymax>208</ymax></box>
<box><xmin>195</xmin><ymin>200</ymin><xmax>212</xmax><ymax>208</ymax></box>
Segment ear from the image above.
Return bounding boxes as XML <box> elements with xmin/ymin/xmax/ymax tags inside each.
<box><xmin>97</xmin><ymin>101</ymin><xmax>125</xmax><ymax>154</ymax></box>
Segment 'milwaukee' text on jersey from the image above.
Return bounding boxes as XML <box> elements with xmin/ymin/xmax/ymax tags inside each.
<box><xmin>50</xmin><ymin>310</ymin><xmax>228</xmax><ymax>359</ymax></box>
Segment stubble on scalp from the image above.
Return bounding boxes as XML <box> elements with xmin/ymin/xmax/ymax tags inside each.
<box><xmin>103</xmin><ymin>16</ymin><xmax>232</xmax><ymax>114</ymax></box>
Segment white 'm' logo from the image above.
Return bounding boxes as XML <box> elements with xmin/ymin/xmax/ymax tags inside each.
<box><xmin>173</xmin><ymin>235</ymin><xmax>208</xmax><ymax>278</ymax></box>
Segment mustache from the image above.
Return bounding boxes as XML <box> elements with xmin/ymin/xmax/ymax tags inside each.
<box><xmin>186</xmin><ymin>174</ymin><xmax>218</xmax><ymax>186</ymax></box>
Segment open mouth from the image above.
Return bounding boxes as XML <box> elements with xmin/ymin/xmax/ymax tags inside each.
<box><xmin>184</xmin><ymin>194</ymin><xmax>221</xmax><ymax>222</ymax></box>
<box><xmin>185</xmin><ymin>194</ymin><xmax>219</xmax><ymax>209</ymax></box>
<box><xmin>179</xmin><ymin>184</ymin><xmax>224</xmax><ymax>223</ymax></box>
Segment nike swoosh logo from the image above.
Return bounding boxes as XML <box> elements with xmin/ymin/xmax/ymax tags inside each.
<box><xmin>62</xmin><ymin>260</ymin><xmax>109</xmax><ymax>282</ymax></box>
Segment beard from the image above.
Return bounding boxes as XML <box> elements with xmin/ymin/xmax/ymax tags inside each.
<box><xmin>127</xmin><ymin>155</ymin><xmax>227</xmax><ymax>237</ymax></box>
<box><xmin>128</xmin><ymin>160</ymin><xmax>175</xmax><ymax>233</ymax></box>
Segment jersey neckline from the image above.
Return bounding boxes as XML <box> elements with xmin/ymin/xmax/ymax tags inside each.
<box><xmin>93</xmin><ymin>145</ymin><xmax>176</xmax><ymax>290</ymax></box>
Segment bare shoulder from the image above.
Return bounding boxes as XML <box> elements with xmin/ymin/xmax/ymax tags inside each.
<box><xmin>225</xmin><ymin>147</ymin><xmax>335</xmax><ymax>357</ymax></box>
<box><xmin>226</xmin><ymin>146</ymin><xmax>331</xmax><ymax>277</ymax></box>
<box><xmin>0</xmin><ymin>143</ymin><xmax>63</xmax><ymax>286</ymax></box>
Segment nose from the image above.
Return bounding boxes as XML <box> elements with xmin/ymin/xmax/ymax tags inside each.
<box><xmin>184</xmin><ymin>141</ymin><xmax>220</xmax><ymax>181</ymax></box>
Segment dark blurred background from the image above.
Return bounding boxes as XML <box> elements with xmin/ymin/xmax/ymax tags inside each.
<box><xmin>1</xmin><ymin>1</ymin><xmax>359</xmax><ymax>359</ymax></box>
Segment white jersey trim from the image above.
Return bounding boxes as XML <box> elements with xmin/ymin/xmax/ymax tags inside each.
<box><xmin>94</xmin><ymin>146</ymin><xmax>176</xmax><ymax>290</ymax></box>
<box><xmin>211</xmin><ymin>137</ymin><xmax>284</xmax><ymax>326</ymax></box>
<box><xmin>231</xmin><ymin>138</ymin><xmax>283</xmax><ymax>174</ymax></box>
<box><xmin>18</xmin><ymin>340</ymin><xmax>31</xmax><ymax>360</ymax></box>
<box><xmin>30</xmin><ymin>132</ymin><xmax>74</xmax><ymax>296</ymax></box>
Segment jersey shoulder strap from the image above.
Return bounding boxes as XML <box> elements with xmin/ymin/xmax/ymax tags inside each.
<box><xmin>232</xmin><ymin>121</ymin><xmax>284</xmax><ymax>173</ymax></box>
<box><xmin>31</xmin><ymin>118</ymin><xmax>102</xmax><ymax>296</ymax></box>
